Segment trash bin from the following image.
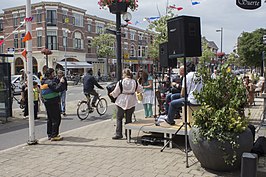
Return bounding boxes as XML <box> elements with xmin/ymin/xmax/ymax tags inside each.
<box><xmin>0</xmin><ymin>63</ymin><xmax>12</xmax><ymax>122</ymax></box>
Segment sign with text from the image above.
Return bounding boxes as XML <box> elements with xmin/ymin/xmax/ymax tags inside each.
<box><xmin>236</xmin><ymin>0</ymin><xmax>261</xmax><ymax>10</ymax></box>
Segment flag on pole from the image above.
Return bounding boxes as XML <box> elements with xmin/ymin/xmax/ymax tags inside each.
<box><xmin>192</xmin><ymin>1</ymin><xmax>200</xmax><ymax>5</ymax></box>
<box><xmin>22</xmin><ymin>49</ymin><xmax>27</xmax><ymax>61</ymax></box>
<box><xmin>0</xmin><ymin>39</ymin><xmax>4</xmax><ymax>46</ymax></box>
<box><xmin>22</xmin><ymin>31</ymin><xmax>32</xmax><ymax>42</ymax></box>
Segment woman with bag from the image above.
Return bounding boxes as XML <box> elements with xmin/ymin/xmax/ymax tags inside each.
<box><xmin>139</xmin><ymin>70</ymin><xmax>154</xmax><ymax>118</ymax></box>
<box><xmin>110</xmin><ymin>68</ymin><xmax>143</xmax><ymax>140</ymax></box>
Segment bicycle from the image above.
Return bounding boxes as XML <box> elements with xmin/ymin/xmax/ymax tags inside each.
<box><xmin>77</xmin><ymin>92</ymin><xmax>108</xmax><ymax>120</ymax></box>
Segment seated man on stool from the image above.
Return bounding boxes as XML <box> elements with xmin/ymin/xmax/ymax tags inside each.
<box><xmin>165</xmin><ymin>63</ymin><xmax>203</xmax><ymax>125</ymax></box>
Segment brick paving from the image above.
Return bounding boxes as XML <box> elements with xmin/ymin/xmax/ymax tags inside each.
<box><xmin>0</xmin><ymin>98</ymin><xmax>265</xmax><ymax>177</ymax></box>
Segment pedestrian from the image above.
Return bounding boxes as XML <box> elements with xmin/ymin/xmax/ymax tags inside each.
<box><xmin>110</xmin><ymin>68</ymin><xmax>143</xmax><ymax>139</ymax></box>
<box><xmin>56</xmin><ymin>70</ymin><xmax>68</xmax><ymax>116</ymax></box>
<box><xmin>97</xmin><ymin>69</ymin><xmax>101</xmax><ymax>78</ymax></box>
<box><xmin>140</xmin><ymin>70</ymin><xmax>154</xmax><ymax>118</ymax></box>
<box><xmin>33</xmin><ymin>81</ymin><xmax>40</xmax><ymax>120</ymax></box>
<box><xmin>21</xmin><ymin>80</ymin><xmax>28</xmax><ymax>119</ymax></box>
<box><xmin>37</xmin><ymin>71</ymin><xmax>43</xmax><ymax>81</ymax></box>
<box><xmin>41</xmin><ymin>68</ymin><xmax>65</xmax><ymax>141</ymax></box>
<box><xmin>83</xmin><ymin>69</ymin><xmax>104</xmax><ymax>108</ymax></box>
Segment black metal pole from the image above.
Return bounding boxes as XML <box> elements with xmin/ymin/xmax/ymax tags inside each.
<box><xmin>183</xmin><ymin>56</ymin><xmax>189</xmax><ymax>168</ymax></box>
<box><xmin>116</xmin><ymin>13</ymin><xmax>122</xmax><ymax>81</ymax></box>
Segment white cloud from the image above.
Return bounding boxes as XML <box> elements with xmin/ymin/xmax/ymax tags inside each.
<box><xmin>1</xmin><ymin>0</ymin><xmax>266</xmax><ymax>53</ymax></box>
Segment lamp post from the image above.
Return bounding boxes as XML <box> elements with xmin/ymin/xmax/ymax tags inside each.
<box><xmin>216</xmin><ymin>27</ymin><xmax>223</xmax><ymax>54</ymax></box>
<box><xmin>64</xmin><ymin>29</ymin><xmax>71</xmax><ymax>77</ymax></box>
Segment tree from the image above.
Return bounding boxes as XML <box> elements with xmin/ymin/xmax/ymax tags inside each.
<box><xmin>237</xmin><ymin>28</ymin><xmax>266</xmax><ymax>67</ymax></box>
<box><xmin>91</xmin><ymin>33</ymin><xmax>115</xmax><ymax>58</ymax></box>
<box><xmin>147</xmin><ymin>11</ymin><xmax>175</xmax><ymax>59</ymax></box>
<box><xmin>199</xmin><ymin>38</ymin><xmax>215</xmax><ymax>65</ymax></box>
<box><xmin>92</xmin><ymin>33</ymin><xmax>115</xmax><ymax>76</ymax></box>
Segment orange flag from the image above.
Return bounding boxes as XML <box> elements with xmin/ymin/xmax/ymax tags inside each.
<box><xmin>22</xmin><ymin>49</ymin><xmax>27</xmax><ymax>60</ymax></box>
<box><xmin>22</xmin><ymin>32</ymin><xmax>32</xmax><ymax>42</ymax></box>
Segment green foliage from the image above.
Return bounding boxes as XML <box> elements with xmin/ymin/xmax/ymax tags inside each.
<box><xmin>200</xmin><ymin>39</ymin><xmax>215</xmax><ymax>64</ymax></box>
<box><xmin>193</xmin><ymin>63</ymin><xmax>249</xmax><ymax>165</ymax></box>
<box><xmin>91</xmin><ymin>34</ymin><xmax>115</xmax><ymax>58</ymax></box>
<box><xmin>147</xmin><ymin>12</ymin><xmax>175</xmax><ymax>59</ymax></box>
<box><xmin>238</xmin><ymin>28</ymin><xmax>266</xmax><ymax>67</ymax></box>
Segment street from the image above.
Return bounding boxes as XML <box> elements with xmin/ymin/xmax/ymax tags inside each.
<box><xmin>0</xmin><ymin>83</ymin><xmax>144</xmax><ymax>151</ymax></box>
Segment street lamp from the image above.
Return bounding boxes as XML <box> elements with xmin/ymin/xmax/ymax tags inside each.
<box><xmin>115</xmin><ymin>12</ymin><xmax>132</xmax><ymax>80</ymax></box>
<box><xmin>216</xmin><ymin>27</ymin><xmax>223</xmax><ymax>54</ymax></box>
<box><xmin>64</xmin><ymin>29</ymin><xmax>71</xmax><ymax>77</ymax></box>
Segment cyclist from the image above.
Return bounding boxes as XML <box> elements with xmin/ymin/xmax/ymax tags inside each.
<box><xmin>83</xmin><ymin>69</ymin><xmax>104</xmax><ymax>108</ymax></box>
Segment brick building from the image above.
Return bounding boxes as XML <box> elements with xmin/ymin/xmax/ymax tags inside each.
<box><xmin>0</xmin><ymin>1</ymin><xmax>154</xmax><ymax>76</ymax></box>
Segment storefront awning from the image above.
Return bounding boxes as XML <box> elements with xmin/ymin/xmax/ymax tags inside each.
<box><xmin>57</xmin><ymin>61</ymin><xmax>93</xmax><ymax>69</ymax></box>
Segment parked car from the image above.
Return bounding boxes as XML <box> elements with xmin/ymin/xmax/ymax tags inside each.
<box><xmin>11</xmin><ymin>75</ymin><xmax>41</xmax><ymax>95</ymax></box>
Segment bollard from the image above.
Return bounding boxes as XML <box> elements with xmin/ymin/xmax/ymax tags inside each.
<box><xmin>241</xmin><ymin>152</ymin><xmax>258</xmax><ymax>177</ymax></box>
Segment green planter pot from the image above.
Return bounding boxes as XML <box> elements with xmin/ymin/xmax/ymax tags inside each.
<box><xmin>189</xmin><ymin>127</ymin><xmax>253</xmax><ymax>172</ymax></box>
<box><xmin>109</xmin><ymin>2</ymin><xmax>128</xmax><ymax>14</ymax></box>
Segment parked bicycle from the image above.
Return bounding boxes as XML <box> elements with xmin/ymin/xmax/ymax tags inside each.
<box><xmin>11</xmin><ymin>83</ymin><xmax>25</xmax><ymax>109</ymax></box>
<box><xmin>77</xmin><ymin>92</ymin><xmax>108</xmax><ymax>120</ymax></box>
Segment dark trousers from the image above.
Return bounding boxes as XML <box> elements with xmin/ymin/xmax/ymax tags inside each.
<box><xmin>34</xmin><ymin>101</ymin><xmax>38</xmax><ymax>119</ymax></box>
<box><xmin>86</xmin><ymin>90</ymin><xmax>99</xmax><ymax>105</ymax></box>
<box><xmin>23</xmin><ymin>99</ymin><xmax>28</xmax><ymax>117</ymax></box>
<box><xmin>44</xmin><ymin>98</ymin><xmax>61</xmax><ymax>138</ymax></box>
<box><xmin>115</xmin><ymin>106</ymin><xmax>135</xmax><ymax>137</ymax></box>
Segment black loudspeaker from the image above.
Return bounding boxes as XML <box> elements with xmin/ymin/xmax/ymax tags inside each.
<box><xmin>167</xmin><ymin>16</ymin><xmax>202</xmax><ymax>58</ymax></box>
<box><xmin>159</xmin><ymin>42</ymin><xmax>177</xmax><ymax>68</ymax></box>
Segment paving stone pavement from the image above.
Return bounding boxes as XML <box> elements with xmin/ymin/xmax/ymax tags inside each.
<box><xmin>0</xmin><ymin>98</ymin><xmax>266</xmax><ymax>177</ymax></box>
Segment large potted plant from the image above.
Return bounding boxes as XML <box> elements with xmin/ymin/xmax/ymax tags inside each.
<box><xmin>189</xmin><ymin>63</ymin><xmax>254</xmax><ymax>171</ymax></box>
<box><xmin>98</xmin><ymin>0</ymin><xmax>138</xmax><ymax>14</ymax></box>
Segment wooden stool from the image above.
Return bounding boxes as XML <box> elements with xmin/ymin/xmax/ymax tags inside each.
<box><xmin>182</xmin><ymin>105</ymin><xmax>200</xmax><ymax>124</ymax></box>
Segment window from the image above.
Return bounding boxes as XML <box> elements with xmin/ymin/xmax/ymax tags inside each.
<box><xmin>47</xmin><ymin>30</ymin><xmax>57</xmax><ymax>50</ymax></box>
<box><xmin>47</xmin><ymin>10</ymin><xmax>57</xmax><ymax>25</ymax></box>
<box><xmin>88</xmin><ymin>39</ymin><xmax>92</xmax><ymax>53</ymax></box>
<box><xmin>73</xmin><ymin>13</ymin><xmax>83</xmax><ymax>27</ymax></box>
<box><xmin>138</xmin><ymin>33</ymin><xmax>143</xmax><ymax>40</ymax></box>
<box><xmin>88</xmin><ymin>21</ymin><xmax>92</xmax><ymax>32</ymax></box>
<box><xmin>0</xmin><ymin>19</ymin><xmax>3</xmax><ymax>31</ymax></box>
<box><xmin>20</xmin><ymin>33</ymin><xmax>25</xmax><ymax>48</ymax></box>
<box><xmin>36</xmin><ymin>9</ymin><xmax>42</xmax><ymax>23</ymax></box>
<box><xmin>96</xmin><ymin>23</ymin><xmax>104</xmax><ymax>34</ymax></box>
<box><xmin>14</xmin><ymin>33</ymin><xmax>18</xmax><ymax>48</ymax></box>
<box><xmin>142</xmin><ymin>46</ymin><xmax>146</xmax><ymax>57</ymax></box>
<box><xmin>130</xmin><ymin>31</ymin><xmax>135</xmax><ymax>40</ymax></box>
<box><xmin>130</xmin><ymin>45</ymin><xmax>135</xmax><ymax>57</ymax></box>
<box><xmin>37</xmin><ymin>30</ymin><xmax>42</xmax><ymax>48</ymax></box>
<box><xmin>13</xmin><ymin>13</ymin><xmax>18</xmax><ymax>27</ymax></box>
<box><xmin>73</xmin><ymin>32</ymin><xmax>83</xmax><ymax>49</ymax></box>
<box><xmin>63</xmin><ymin>30</ymin><xmax>68</xmax><ymax>48</ymax></box>
<box><xmin>20</xmin><ymin>13</ymin><xmax>25</xmax><ymax>23</ymax></box>
<box><xmin>62</xmin><ymin>10</ymin><xmax>68</xmax><ymax>23</ymax></box>
<box><xmin>138</xmin><ymin>46</ymin><xmax>141</xmax><ymax>57</ymax></box>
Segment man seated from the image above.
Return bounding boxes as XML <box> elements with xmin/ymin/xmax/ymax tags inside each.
<box><xmin>165</xmin><ymin>63</ymin><xmax>203</xmax><ymax>125</ymax></box>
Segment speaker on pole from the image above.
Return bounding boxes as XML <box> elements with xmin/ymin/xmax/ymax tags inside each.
<box><xmin>167</xmin><ymin>16</ymin><xmax>202</xmax><ymax>58</ymax></box>
<box><xmin>159</xmin><ymin>42</ymin><xmax>177</xmax><ymax>68</ymax></box>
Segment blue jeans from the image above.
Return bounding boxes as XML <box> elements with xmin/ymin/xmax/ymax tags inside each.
<box><xmin>164</xmin><ymin>93</ymin><xmax>181</xmax><ymax>114</ymax></box>
<box><xmin>167</xmin><ymin>97</ymin><xmax>185</xmax><ymax>123</ymax></box>
<box><xmin>60</xmin><ymin>90</ymin><xmax>66</xmax><ymax>113</ymax></box>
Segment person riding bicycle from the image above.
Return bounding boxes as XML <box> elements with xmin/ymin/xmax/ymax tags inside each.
<box><xmin>83</xmin><ymin>69</ymin><xmax>104</xmax><ymax>108</ymax></box>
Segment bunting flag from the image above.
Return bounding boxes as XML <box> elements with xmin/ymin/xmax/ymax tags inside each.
<box><xmin>134</xmin><ymin>20</ymin><xmax>140</xmax><ymax>25</ymax></box>
<box><xmin>127</xmin><ymin>21</ymin><xmax>132</xmax><ymax>24</ymax></box>
<box><xmin>191</xmin><ymin>1</ymin><xmax>200</xmax><ymax>5</ymax></box>
<box><xmin>169</xmin><ymin>5</ymin><xmax>183</xmax><ymax>11</ymax></box>
<box><xmin>0</xmin><ymin>39</ymin><xmax>4</xmax><ymax>46</ymax></box>
<box><xmin>22</xmin><ymin>31</ymin><xmax>32</xmax><ymax>42</ymax></box>
<box><xmin>21</xmin><ymin>49</ymin><xmax>27</xmax><ymax>60</ymax></box>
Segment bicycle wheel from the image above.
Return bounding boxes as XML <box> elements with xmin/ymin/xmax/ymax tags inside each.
<box><xmin>96</xmin><ymin>98</ymin><xmax>107</xmax><ymax>116</ymax></box>
<box><xmin>77</xmin><ymin>101</ymin><xmax>90</xmax><ymax>120</ymax></box>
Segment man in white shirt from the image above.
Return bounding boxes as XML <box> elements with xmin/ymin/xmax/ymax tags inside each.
<box><xmin>165</xmin><ymin>63</ymin><xmax>203</xmax><ymax>125</ymax></box>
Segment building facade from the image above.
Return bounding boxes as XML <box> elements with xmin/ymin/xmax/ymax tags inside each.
<box><xmin>0</xmin><ymin>1</ymin><xmax>154</xmax><ymax>76</ymax></box>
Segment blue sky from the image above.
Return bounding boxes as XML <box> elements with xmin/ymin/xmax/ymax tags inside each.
<box><xmin>1</xmin><ymin>0</ymin><xmax>266</xmax><ymax>54</ymax></box>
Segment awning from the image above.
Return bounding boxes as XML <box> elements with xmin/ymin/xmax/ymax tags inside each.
<box><xmin>57</xmin><ymin>61</ymin><xmax>93</xmax><ymax>69</ymax></box>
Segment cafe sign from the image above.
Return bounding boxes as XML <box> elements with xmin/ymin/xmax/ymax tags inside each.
<box><xmin>236</xmin><ymin>0</ymin><xmax>261</xmax><ymax>10</ymax></box>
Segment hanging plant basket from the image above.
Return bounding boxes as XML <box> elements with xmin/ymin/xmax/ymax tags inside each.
<box><xmin>41</xmin><ymin>48</ymin><xmax>52</xmax><ymax>55</ymax></box>
<box><xmin>109</xmin><ymin>2</ymin><xmax>128</xmax><ymax>14</ymax></box>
